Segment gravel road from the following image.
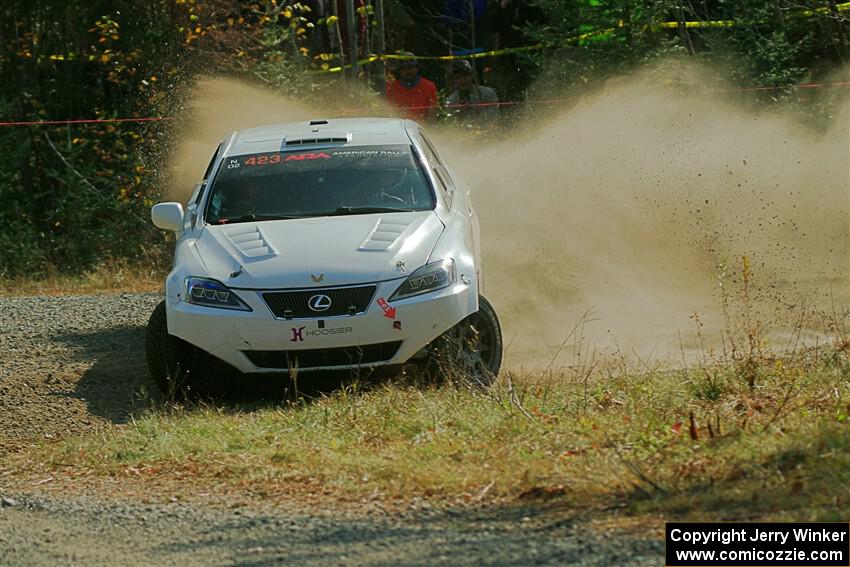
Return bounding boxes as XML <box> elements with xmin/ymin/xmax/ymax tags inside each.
<box><xmin>0</xmin><ymin>293</ymin><xmax>663</xmax><ymax>566</ymax></box>
<box><xmin>0</xmin><ymin>293</ymin><xmax>161</xmax><ymax>456</ymax></box>
<box><xmin>0</xmin><ymin>493</ymin><xmax>663</xmax><ymax>566</ymax></box>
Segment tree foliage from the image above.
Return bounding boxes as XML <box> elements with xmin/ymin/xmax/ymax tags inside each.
<box><xmin>524</xmin><ymin>0</ymin><xmax>850</xmax><ymax>96</ymax></box>
<box><xmin>1</xmin><ymin>1</ymin><xmax>848</xmax><ymax>277</ymax></box>
<box><xmin>0</xmin><ymin>1</ymin><xmax>343</xmax><ymax>277</ymax></box>
<box><xmin>0</xmin><ymin>1</ymin><xmax>198</xmax><ymax>276</ymax></box>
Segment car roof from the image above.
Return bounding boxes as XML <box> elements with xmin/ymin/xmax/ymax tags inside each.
<box><xmin>223</xmin><ymin>117</ymin><xmax>416</xmax><ymax>157</ymax></box>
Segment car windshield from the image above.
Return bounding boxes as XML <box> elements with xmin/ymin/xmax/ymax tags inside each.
<box><xmin>205</xmin><ymin>144</ymin><xmax>434</xmax><ymax>224</ymax></box>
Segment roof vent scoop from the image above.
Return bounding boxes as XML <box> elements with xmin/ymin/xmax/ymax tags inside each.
<box><xmin>285</xmin><ymin>135</ymin><xmax>349</xmax><ymax>146</ymax></box>
<box><xmin>309</xmin><ymin>119</ymin><xmax>329</xmax><ymax>125</ymax></box>
<box><xmin>284</xmin><ymin>129</ymin><xmax>352</xmax><ymax>147</ymax></box>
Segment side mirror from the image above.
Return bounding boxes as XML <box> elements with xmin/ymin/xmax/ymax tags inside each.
<box><xmin>151</xmin><ymin>202</ymin><xmax>185</xmax><ymax>232</ymax></box>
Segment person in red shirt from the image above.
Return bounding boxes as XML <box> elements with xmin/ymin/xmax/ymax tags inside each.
<box><xmin>385</xmin><ymin>52</ymin><xmax>439</xmax><ymax>122</ymax></box>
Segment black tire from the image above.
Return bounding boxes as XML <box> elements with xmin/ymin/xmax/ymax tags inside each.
<box><xmin>144</xmin><ymin>300</ymin><xmax>183</xmax><ymax>396</ymax></box>
<box><xmin>426</xmin><ymin>295</ymin><xmax>503</xmax><ymax>386</ymax></box>
<box><xmin>145</xmin><ymin>300</ymin><xmax>235</xmax><ymax>398</ymax></box>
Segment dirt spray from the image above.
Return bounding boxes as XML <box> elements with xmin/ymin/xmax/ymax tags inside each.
<box><xmin>168</xmin><ymin>73</ymin><xmax>849</xmax><ymax>368</ymax></box>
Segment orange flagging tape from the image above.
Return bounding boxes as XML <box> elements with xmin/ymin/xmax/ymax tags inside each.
<box><xmin>343</xmin><ymin>81</ymin><xmax>850</xmax><ymax>113</ymax></box>
<box><xmin>0</xmin><ymin>116</ymin><xmax>176</xmax><ymax>127</ymax></box>
<box><xmin>723</xmin><ymin>80</ymin><xmax>850</xmax><ymax>93</ymax></box>
<box><xmin>1</xmin><ymin>81</ymin><xmax>849</xmax><ymax>126</ymax></box>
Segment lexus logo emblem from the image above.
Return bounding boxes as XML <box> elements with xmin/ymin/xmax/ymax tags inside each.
<box><xmin>308</xmin><ymin>294</ymin><xmax>332</xmax><ymax>312</ymax></box>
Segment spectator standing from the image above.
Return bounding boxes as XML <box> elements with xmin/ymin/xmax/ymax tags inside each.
<box><xmin>445</xmin><ymin>60</ymin><xmax>498</xmax><ymax>126</ymax></box>
<box><xmin>385</xmin><ymin>52</ymin><xmax>439</xmax><ymax>121</ymax></box>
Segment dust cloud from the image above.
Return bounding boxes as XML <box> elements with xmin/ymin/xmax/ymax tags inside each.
<box><xmin>166</xmin><ymin>77</ymin><xmax>315</xmax><ymax>199</ymax></box>
<box><xmin>449</xmin><ymin>70</ymin><xmax>849</xmax><ymax>366</ymax></box>
<box><xmin>167</xmin><ymin>72</ymin><xmax>850</xmax><ymax>368</ymax></box>
<box><xmin>166</xmin><ymin>77</ymin><xmax>392</xmax><ymax>198</ymax></box>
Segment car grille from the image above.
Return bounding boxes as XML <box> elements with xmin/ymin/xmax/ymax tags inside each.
<box><xmin>244</xmin><ymin>341</ymin><xmax>402</xmax><ymax>370</ymax></box>
<box><xmin>262</xmin><ymin>285</ymin><xmax>377</xmax><ymax>318</ymax></box>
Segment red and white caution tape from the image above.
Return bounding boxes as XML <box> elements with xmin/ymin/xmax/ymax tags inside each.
<box><xmin>0</xmin><ymin>80</ymin><xmax>848</xmax><ymax>126</ymax></box>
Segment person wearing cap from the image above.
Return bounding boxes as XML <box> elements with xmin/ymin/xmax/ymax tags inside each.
<box><xmin>445</xmin><ymin>60</ymin><xmax>499</xmax><ymax>126</ymax></box>
<box><xmin>385</xmin><ymin>52</ymin><xmax>439</xmax><ymax>122</ymax></box>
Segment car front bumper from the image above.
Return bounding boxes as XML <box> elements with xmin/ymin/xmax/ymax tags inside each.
<box><xmin>165</xmin><ymin>279</ymin><xmax>476</xmax><ymax>374</ymax></box>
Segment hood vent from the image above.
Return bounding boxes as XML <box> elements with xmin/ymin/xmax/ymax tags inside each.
<box><xmin>285</xmin><ymin>134</ymin><xmax>350</xmax><ymax>146</ymax></box>
<box><xmin>359</xmin><ymin>217</ymin><xmax>413</xmax><ymax>251</ymax></box>
<box><xmin>223</xmin><ymin>226</ymin><xmax>276</xmax><ymax>259</ymax></box>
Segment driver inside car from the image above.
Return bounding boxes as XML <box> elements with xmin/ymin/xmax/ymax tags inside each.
<box><xmin>213</xmin><ymin>178</ymin><xmax>261</xmax><ymax>221</ymax></box>
<box><xmin>215</xmin><ymin>177</ymin><xmax>284</xmax><ymax>221</ymax></box>
<box><xmin>362</xmin><ymin>169</ymin><xmax>411</xmax><ymax>207</ymax></box>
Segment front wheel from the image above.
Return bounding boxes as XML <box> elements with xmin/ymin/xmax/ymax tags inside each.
<box><xmin>144</xmin><ymin>301</ymin><xmax>233</xmax><ymax>398</ymax></box>
<box><xmin>145</xmin><ymin>301</ymin><xmax>182</xmax><ymax>396</ymax></box>
<box><xmin>427</xmin><ymin>295</ymin><xmax>503</xmax><ymax>386</ymax></box>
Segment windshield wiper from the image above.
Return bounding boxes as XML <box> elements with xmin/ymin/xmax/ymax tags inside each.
<box><xmin>215</xmin><ymin>208</ymin><xmax>414</xmax><ymax>224</ymax></box>
<box><xmin>215</xmin><ymin>214</ymin><xmax>301</xmax><ymax>225</ymax></box>
<box><xmin>326</xmin><ymin>206</ymin><xmax>414</xmax><ymax>216</ymax></box>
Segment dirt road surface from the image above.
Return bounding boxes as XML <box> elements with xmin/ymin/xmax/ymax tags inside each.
<box><xmin>0</xmin><ymin>493</ymin><xmax>663</xmax><ymax>566</ymax></box>
<box><xmin>0</xmin><ymin>293</ymin><xmax>662</xmax><ymax>565</ymax></box>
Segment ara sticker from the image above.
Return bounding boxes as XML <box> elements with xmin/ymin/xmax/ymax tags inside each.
<box><xmin>393</xmin><ymin>321</ymin><xmax>402</xmax><ymax>331</ymax></box>
<box><xmin>376</xmin><ymin>297</ymin><xmax>396</xmax><ymax>320</ymax></box>
<box><xmin>241</xmin><ymin>152</ymin><xmax>332</xmax><ymax>167</ymax></box>
<box><xmin>284</xmin><ymin>152</ymin><xmax>331</xmax><ymax>162</ymax></box>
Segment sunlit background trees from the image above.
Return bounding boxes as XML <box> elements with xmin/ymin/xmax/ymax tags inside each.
<box><xmin>1</xmin><ymin>0</ymin><xmax>847</xmax><ymax>277</ymax></box>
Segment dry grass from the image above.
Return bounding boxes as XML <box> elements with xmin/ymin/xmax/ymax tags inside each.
<box><xmin>6</xmin><ymin>258</ymin><xmax>850</xmax><ymax>521</ymax></box>
<box><xmin>0</xmin><ymin>258</ymin><xmax>165</xmax><ymax>297</ymax></box>
<box><xmin>8</xmin><ymin>333</ymin><xmax>850</xmax><ymax>520</ymax></box>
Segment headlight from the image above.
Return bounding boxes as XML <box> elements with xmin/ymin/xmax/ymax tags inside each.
<box><xmin>389</xmin><ymin>259</ymin><xmax>456</xmax><ymax>301</ymax></box>
<box><xmin>184</xmin><ymin>277</ymin><xmax>252</xmax><ymax>311</ymax></box>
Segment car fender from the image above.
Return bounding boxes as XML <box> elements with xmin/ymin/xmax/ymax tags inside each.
<box><xmin>429</xmin><ymin>205</ymin><xmax>479</xmax><ymax>317</ymax></box>
<box><xmin>165</xmin><ymin>235</ymin><xmax>209</xmax><ymax>303</ymax></box>
<box><xmin>446</xmin><ymin>167</ymin><xmax>484</xmax><ymax>294</ymax></box>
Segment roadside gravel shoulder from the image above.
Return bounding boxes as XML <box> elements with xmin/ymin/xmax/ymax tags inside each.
<box><xmin>0</xmin><ymin>292</ymin><xmax>664</xmax><ymax>565</ymax></box>
<box><xmin>0</xmin><ymin>293</ymin><xmax>161</xmax><ymax>456</ymax></box>
<box><xmin>0</xmin><ymin>492</ymin><xmax>662</xmax><ymax>566</ymax></box>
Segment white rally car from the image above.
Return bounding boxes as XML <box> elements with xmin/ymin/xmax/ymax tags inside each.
<box><xmin>145</xmin><ymin>117</ymin><xmax>502</xmax><ymax>393</ymax></box>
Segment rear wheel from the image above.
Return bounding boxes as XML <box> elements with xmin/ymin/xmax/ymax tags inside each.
<box><xmin>427</xmin><ymin>295</ymin><xmax>503</xmax><ymax>386</ymax></box>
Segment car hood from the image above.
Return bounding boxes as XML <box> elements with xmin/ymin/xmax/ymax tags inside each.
<box><xmin>194</xmin><ymin>211</ymin><xmax>444</xmax><ymax>289</ymax></box>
